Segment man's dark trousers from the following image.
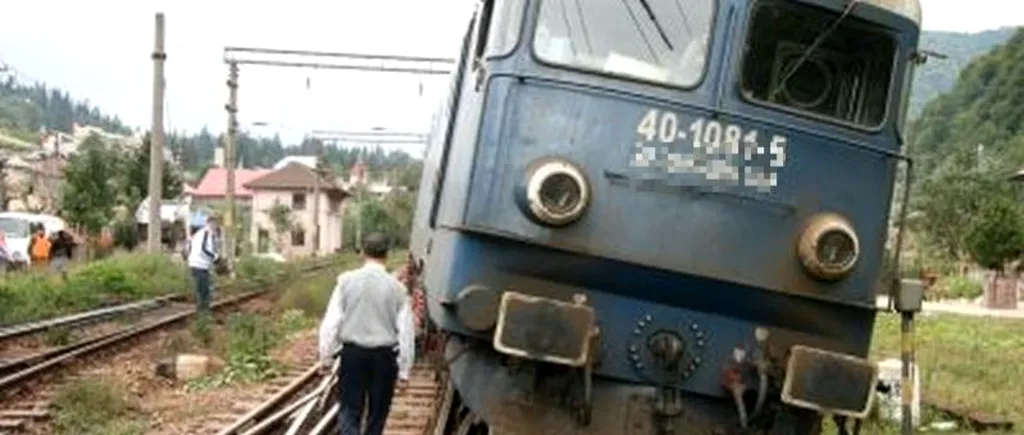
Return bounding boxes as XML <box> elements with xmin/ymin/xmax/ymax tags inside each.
<box><xmin>190</xmin><ymin>267</ymin><xmax>211</xmax><ymax>313</ymax></box>
<box><xmin>338</xmin><ymin>342</ymin><xmax>398</xmax><ymax>435</ymax></box>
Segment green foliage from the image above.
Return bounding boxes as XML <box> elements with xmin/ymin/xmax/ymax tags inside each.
<box><xmin>965</xmin><ymin>195</ymin><xmax>1024</xmax><ymax>270</ymax></box>
<box><xmin>233</xmin><ymin>256</ymin><xmax>293</xmax><ymax>287</ymax></box>
<box><xmin>277</xmin><ymin>308</ymin><xmax>317</xmax><ymax>336</ymax></box>
<box><xmin>265</xmin><ymin>203</ymin><xmax>293</xmax><ymax>251</ymax></box>
<box><xmin>187</xmin><ymin>313</ymin><xmax>283</xmax><ymax>390</ymax></box>
<box><xmin>0</xmin><ymin>76</ymin><xmax>131</xmax><ymax>137</ymax></box>
<box><xmin>913</xmin><ymin>149</ymin><xmax>1013</xmax><ymax>261</ymax></box>
<box><xmin>870</xmin><ymin>313</ymin><xmax>1024</xmax><ymax>430</ymax></box>
<box><xmin>60</xmin><ymin>133</ymin><xmax>118</xmax><ymax>235</ymax></box>
<box><xmin>910</xmin><ymin>28</ymin><xmax>1024</xmax><ymax>176</ymax></box>
<box><xmin>344</xmin><ymin>190</ymin><xmax>416</xmax><ymax>249</ymax></box>
<box><xmin>120</xmin><ymin>133</ymin><xmax>185</xmax><ymax>212</ymax></box>
<box><xmin>930</xmin><ymin>275</ymin><xmax>985</xmax><ymax>300</ymax></box>
<box><xmin>277</xmin><ymin>267</ymin><xmax>347</xmax><ymax>318</ymax></box>
<box><xmin>0</xmin><ymin>253</ymin><xmax>188</xmax><ymax>324</ymax></box>
<box><xmin>52</xmin><ymin>377</ymin><xmax>145</xmax><ymax>435</ymax></box>
<box><xmin>908</xmin><ymin>28</ymin><xmax>1016</xmax><ymax>120</ymax></box>
<box><xmin>111</xmin><ymin>219</ymin><xmax>140</xmax><ymax>251</ymax></box>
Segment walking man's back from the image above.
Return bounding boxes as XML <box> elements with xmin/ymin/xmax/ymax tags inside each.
<box><xmin>318</xmin><ymin>233</ymin><xmax>414</xmax><ymax>435</ymax></box>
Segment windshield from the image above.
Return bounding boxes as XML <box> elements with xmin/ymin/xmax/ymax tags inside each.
<box><xmin>740</xmin><ymin>0</ymin><xmax>897</xmax><ymax>128</ymax></box>
<box><xmin>533</xmin><ymin>0</ymin><xmax>715</xmax><ymax>88</ymax></box>
<box><xmin>0</xmin><ymin>217</ymin><xmax>31</xmax><ymax>238</ymax></box>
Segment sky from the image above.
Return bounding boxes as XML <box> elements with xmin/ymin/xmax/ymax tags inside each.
<box><xmin>0</xmin><ymin>0</ymin><xmax>1021</xmax><ymax>157</ymax></box>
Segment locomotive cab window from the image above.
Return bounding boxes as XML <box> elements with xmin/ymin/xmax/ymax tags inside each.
<box><xmin>533</xmin><ymin>0</ymin><xmax>716</xmax><ymax>88</ymax></box>
<box><xmin>740</xmin><ymin>0</ymin><xmax>897</xmax><ymax>128</ymax></box>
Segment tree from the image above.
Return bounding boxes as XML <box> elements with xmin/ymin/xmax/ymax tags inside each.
<box><xmin>965</xmin><ymin>194</ymin><xmax>1024</xmax><ymax>309</ymax></box>
<box><xmin>966</xmin><ymin>195</ymin><xmax>1024</xmax><ymax>270</ymax></box>
<box><xmin>266</xmin><ymin>202</ymin><xmax>293</xmax><ymax>253</ymax></box>
<box><xmin>120</xmin><ymin>133</ymin><xmax>185</xmax><ymax>212</ymax></box>
<box><xmin>61</xmin><ymin>133</ymin><xmax>118</xmax><ymax>239</ymax></box>
<box><xmin>913</xmin><ymin>148</ymin><xmax>1012</xmax><ymax>261</ymax></box>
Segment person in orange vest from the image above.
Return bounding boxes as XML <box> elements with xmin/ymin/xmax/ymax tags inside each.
<box><xmin>28</xmin><ymin>224</ymin><xmax>51</xmax><ymax>266</ymax></box>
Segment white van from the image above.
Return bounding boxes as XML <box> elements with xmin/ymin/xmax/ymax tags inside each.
<box><xmin>0</xmin><ymin>212</ymin><xmax>68</xmax><ymax>266</ymax></box>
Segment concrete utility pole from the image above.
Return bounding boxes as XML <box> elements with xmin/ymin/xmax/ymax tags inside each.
<box><xmin>311</xmin><ymin>137</ymin><xmax>323</xmax><ymax>256</ymax></box>
<box><xmin>147</xmin><ymin>12</ymin><xmax>166</xmax><ymax>254</ymax></box>
<box><xmin>222</xmin><ymin>46</ymin><xmax>452</xmax><ymax>253</ymax></box>
<box><xmin>225</xmin><ymin>62</ymin><xmax>239</xmax><ymax>273</ymax></box>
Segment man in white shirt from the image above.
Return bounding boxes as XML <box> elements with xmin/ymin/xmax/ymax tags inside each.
<box><xmin>318</xmin><ymin>233</ymin><xmax>416</xmax><ymax>435</ymax></box>
<box><xmin>186</xmin><ymin>214</ymin><xmax>220</xmax><ymax>314</ymax></box>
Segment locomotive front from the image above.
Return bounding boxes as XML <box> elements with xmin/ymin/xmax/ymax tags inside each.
<box><xmin>411</xmin><ymin>0</ymin><xmax>921</xmax><ymax>433</ymax></box>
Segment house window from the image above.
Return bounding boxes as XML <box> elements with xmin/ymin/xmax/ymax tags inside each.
<box><xmin>291</xmin><ymin>227</ymin><xmax>306</xmax><ymax>246</ymax></box>
<box><xmin>292</xmin><ymin>193</ymin><xmax>307</xmax><ymax>210</ymax></box>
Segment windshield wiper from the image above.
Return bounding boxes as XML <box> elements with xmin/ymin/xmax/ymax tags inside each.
<box><xmin>637</xmin><ymin>0</ymin><xmax>675</xmax><ymax>51</ymax></box>
<box><xmin>768</xmin><ymin>0</ymin><xmax>861</xmax><ymax>101</ymax></box>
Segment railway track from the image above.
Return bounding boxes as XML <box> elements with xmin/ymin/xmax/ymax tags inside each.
<box><xmin>0</xmin><ymin>260</ymin><xmax>337</xmax><ymax>433</ymax></box>
<box><xmin>210</xmin><ymin>361</ymin><xmax>447</xmax><ymax>435</ymax></box>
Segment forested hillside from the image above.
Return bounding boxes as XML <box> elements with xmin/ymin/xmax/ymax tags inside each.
<box><xmin>910</xmin><ymin>27</ymin><xmax>1024</xmax><ymax>175</ymax></box>
<box><xmin>909</xmin><ymin>27</ymin><xmax>1016</xmax><ymax>119</ymax></box>
<box><xmin>909</xmin><ymin>27</ymin><xmax>1024</xmax><ymax>268</ymax></box>
<box><xmin>169</xmin><ymin>128</ymin><xmax>422</xmax><ymax>187</ymax></box>
<box><xmin>0</xmin><ymin>76</ymin><xmax>130</xmax><ymax>141</ymax></box>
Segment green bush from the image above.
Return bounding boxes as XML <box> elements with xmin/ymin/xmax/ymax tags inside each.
<box><xmin>187</xmin><ymin>313</ymin><xmax>283</xmax><ymax>390</ymax></box>
<box><xmin>0</xmin><ymin>253</ymin><xmax>189</xmax><ymax>325</ymax></box>
<box><xmin>930</xmin><ymin>275</ymin><xmax>984</xmax><ymax>301</ymax></box>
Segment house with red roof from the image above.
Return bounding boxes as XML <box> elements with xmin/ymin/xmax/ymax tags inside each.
<box><xmin>186</xmin><ymin>167</ymin><xmax>274</xmax><ymax>231</ymax></box>
<box><xmin>244</xmin><ymin>162</ymin><xmax>349</xmax><ymax>257</ymax></box>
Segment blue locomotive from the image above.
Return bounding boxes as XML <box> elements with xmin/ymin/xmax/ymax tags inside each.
<box><xmin>410</xmin><ymin>0</ymin><xmax>922</xmax><ymax>433</ymax></box>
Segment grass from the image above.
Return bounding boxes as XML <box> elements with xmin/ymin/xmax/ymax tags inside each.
<box><xmin>0</xmin><ymin>253</ymin><xmax>320</xmax><ymax>326</ymax></box>
<box><xmin>857</xmin><ymin>312</ymin><xmax>1024</xmax><ymax>434</ymax></box>
<box><xmin>51</xmin><ymin>377</ymin><xmax>147</xmax><ymax>435</ymax></box>
<box><xmin>0</xmin><ymin>253</ymin><xmax>190</xmax><ymax>325</ymax></box>
<box><xmin>276</xmin><ymin>250</ymin><xmax>409</xmax><ymax>318</ymax></box>
<box><xmin>185</xmin><ymin>250</ymin><xmax>409</xmax><ymax>391</ymax></box>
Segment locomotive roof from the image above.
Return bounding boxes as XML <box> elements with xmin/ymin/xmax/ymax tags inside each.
<box><xmin>863</xmin><ymin>0</ymin><xmax>922</xmax><ymax>26</ymax></box>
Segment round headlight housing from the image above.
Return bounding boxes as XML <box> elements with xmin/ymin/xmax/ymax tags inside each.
<box><xmin>797</xmin><ymin>213</ymin><xmax>860</xmax><ymax>281</ymax></box>
<box><xmin>523</xmin><ymin>158</ymin><xmax>590</xmax><ymax>227</ymax></box>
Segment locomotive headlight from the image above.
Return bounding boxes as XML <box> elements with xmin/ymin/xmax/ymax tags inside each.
<box><xmin>522</xmin><ymin>158</ymin><xmax>590</xmax><ymax>227</ymax></box>
<box><xmin>797</xmin><ymin>213</ymin><xmax>860</xmax><ymax>281</ymax></box>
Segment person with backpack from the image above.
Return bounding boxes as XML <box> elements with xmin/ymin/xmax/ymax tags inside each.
<box><xmin>48</xmin><ymin>230</ymin><xmax>76</xmax><ymax>279</ymax></box>
<box><xmin>186</xmin><ymin>215</ymin><xmax>221</xmax><ymax>314</ymax></box>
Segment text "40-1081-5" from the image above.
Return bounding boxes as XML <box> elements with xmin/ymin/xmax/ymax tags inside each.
<box><xmin>632</xmin><ymin>108</ymin><xmax>788</xmax><ymax>192</ymax></box>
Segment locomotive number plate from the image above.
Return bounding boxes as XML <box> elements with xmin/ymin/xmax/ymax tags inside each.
<box><xmin>781</xmin><ymin>345</ymin><xmax>878</xmax><ymax>419</ymax></box>
<box><xmin>492</xmin><ymin>291</ymin><xmax>596</xmax><ymax>367</ymax></box>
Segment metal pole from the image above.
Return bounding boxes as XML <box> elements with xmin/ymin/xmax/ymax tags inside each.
<box><xmin>311</xmin><ymin>140</ymin><xmax>322</xmax><ymax>256</ymax></box>
<box><xmin>354</xmin><ymin>148</ymin><xmax>364</xmax><ymax>253</ymax></box>
<box><xmin>225</xmin><ymin>62</ymin><xmax>239</xmax><ymax>275</ymax></box>
<box><xmin>147</xmin><ymin>12</ymin><xmax>166</xmax><ymax>253</ymax></box>
<box><xmin>894</xmin><ymin>279</ymin><xmax>923</xmax><ymax>435</ymax></box>
<box><xmin>900</xmin><ymin>312</ymin><xmax>915</xmax><ymax>435</ymax></box>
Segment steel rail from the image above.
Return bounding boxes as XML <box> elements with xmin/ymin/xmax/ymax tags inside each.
<box><xmin>215</xmin><ymin>363</ymin><xmax>321</xmax><ymax>435</ymax></box>
<box><xmin>307</xmin><ymin>402</ymin><xmax>339</xmax><ymax>435</ymax></box>
<box><xmin>0</xmin><ymin>295</ymin><xmax>179</xmax><ymax>341</ymax></box>
<box><xmin>282</xmin><ymin>361</ymin><xmax>338</xmax><ymax>435</ymax></box>
<box><xmin>239</xmin><ymin>363</ymin><xmax>336</xmax><ymax>435</ymax></box>
<box><xmin>0</xmin><ymin>261</ymin><xmax>336</xmax><ymax>393</ymax></box>
<box><xmin>0</xmin><ymin>256</ymin><xmax>339</xmax><ymax>341</ymax></box>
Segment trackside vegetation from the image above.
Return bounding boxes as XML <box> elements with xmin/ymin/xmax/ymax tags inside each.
<box><xmin>0</xmin><ymin>253</ymin><xmax>315</xmax><ymax>326</ymax></box>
